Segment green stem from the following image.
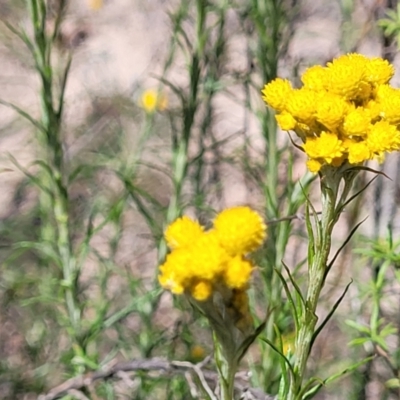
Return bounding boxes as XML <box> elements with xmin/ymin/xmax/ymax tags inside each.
<box><xmin>28</xmin><ymin>0</ymin><xmax>83</xmax><ymax>350</ymax></box>
<box><xmin>214</xmin><ymin>334</ymin><xmax>237</xmax><ymax>400</ymax></box>
<box><xmin>287</xmin><ymin>173</ymin><xmax>341</xmax><ymax>400</ymax></box>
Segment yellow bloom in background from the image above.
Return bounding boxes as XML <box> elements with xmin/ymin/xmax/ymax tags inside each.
<box><xmin>214</xmin><ymin>206</ymin><xmax>266</xmax><ymax>256</ymax></box>
<box><xmin>140</xmin><ymin>89</ymin><xmax>168</xmax><ymax>113</ymax></box>
<box><xmin>87</xmin><ymin>0</ymin><xmax>103</xmax><ymax>10</ymax></box>
<box><xmin>262</xmin><ymin>53</ymin><xmax>400</xmax><ymax>172</ymax></box>
<box><xmin>190</xmin><ymin>345</ymin><xmax>206</xmax><ymax>361</ymax></box>
<box><xmin>165</xmin><ymin>216</ymin><xmax>204</xmax><ymax>249</ymax></box>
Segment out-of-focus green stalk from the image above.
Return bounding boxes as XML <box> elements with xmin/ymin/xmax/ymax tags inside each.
<box><xmin>27</xmin><ymin>0</ymin><xmax>83</xmax><ymax>353</ymax></box>
<box><xmin>157</xmin><ymin>0</ymin><xmax>206</xmax><ymax>264</ymax></box>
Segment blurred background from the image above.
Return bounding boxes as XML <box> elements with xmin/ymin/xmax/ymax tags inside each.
<box><xmin>1</xmin><ymin>0</ymin><xmax>400</xmax><ymax>399</ymax></box>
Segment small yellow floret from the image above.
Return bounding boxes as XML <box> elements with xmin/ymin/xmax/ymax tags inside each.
<box><xmin>303</xmin><ymin>132</ymin><xmax>345</xmax><ymax>164</ymax></box>
<box><xmin>190</xmin><ymin>232</ymin><xmax>229</xmax><ymax>280</ymax></box>
<box><xmin>213</xmin><ymin>206</ymin><xmax>266</xmax><ymax>256</ymax></box>
<box><xmin>158</xmin><ymin>249</ymin><xmax>192</xmax><ymax>293</ymax></box>
<box><xmin>286</xmin><ymin>88</ymin><xmax>317</xmax><ymax>124</ymax></box>
<box><xmin>345</xmin><ymin>140</ymin><xmax>371</xmax><ymax>164</ymax></box>
<box><xmin>276</xmin><ymin>112</ymin><xmax>297</xmax><ymax>131</ymax></box>
<box><xmin>191</xmin><ymin>280</ymin><xmax>212</xmax><ymax>301</ymax></box>
<box><xmin>306</xmin><ymin>159</ymin><xmax>322</xmax><ymax>173</ymax></box>
<box><xmin>165</xmin><ymin>216</ymin><xmax>204</xmax><ymax>249</ymax></box>
<box><xmin>301</xmin><ymin>65</ymin><xmax>328</xmax><ymax>91</ymax></box>
<box><xmin>367</xmin><ymin>121</ymin><xmax>400</xmax><ymax>156</ymax></box>
<box><xmin>376</xmin><ymin>85</ymin><xmax>400</xmax><ymax>125</ymax></box>
<box><xmin>342</xmin><ymin>107</ymin><xmax>371</xmax><ymax>137</ymax></box>
<box><xmin>315</xmin><ymin>93</ymin><xmax>349</xmax><ymax>131</ymax></box>
<box><xmin>224</xmin><ymin>256</ymin><xmax>253</xmax><ymax>289</ymax></box>
<box><xmin>326</xmin><ymin>54</ymin><xmax>367</xmax><ymax>100</ymax></box>
<box><xmin>261</xmin><ymin>78</ymin><xmax>293</xmax><ymax>112</ymax></box>
<box><xmin>365</xmin><ymin>58</ymin><xmax>394</xmax><ymax>85</ymax></box>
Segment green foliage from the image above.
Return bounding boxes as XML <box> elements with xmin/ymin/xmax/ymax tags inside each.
<box><xmin>378</xmin><ymin>4</ymin><xmax>400</xmax><ymax>49</ymax></box>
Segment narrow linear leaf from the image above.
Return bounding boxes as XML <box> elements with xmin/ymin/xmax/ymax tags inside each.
<box><xmin>282</xmin><ymin>261</ymin><xmax>305</xmax><ymax>308</ymax></box>
<box><xmin>337</xmin><ymin>175</ymin><xmax>378</xmax><ymax>214</ymax></box>
<box><xmin>0</xmin><ymin>100</ymin><xmax>45</xmax><ymax>133</ymax></box>
<box><xmin>273</xmin><ymin>325</ymin><xmax>289</xmax><ymax>390</ymax></box>
<box><xmin>310</xmin><ymin>280</ymin><xmax>352</xmax><ymax>350</ymax></box>
<box><xmin>301</xmin><ymin>356</ymin><xmax>375</xmax><ymax>399</ymax></box>
<box><xmin>274</xmin><ymin>266</ymin><xmax>299</xmax><ymax>331</ymax></box>
<box><xmin>259</xmin><ymin>335</ymin><xmax>295</xmax><ymax>377</ymax></box>
<box><xmin>57</xmin><ymin>53</ymin><xmax>73</xmax><ymax>119</ymax></box>
<box><xmin>8</xmin><ymin>154</ymin><xmax>53</xmax><ymax>195</ymax></box>
<box><xmin>326</xmin><ymin>217</ymin><xmax>367</xmax><ymax>277</ymax></box>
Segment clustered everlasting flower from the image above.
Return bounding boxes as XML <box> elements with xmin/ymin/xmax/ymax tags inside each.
<box><xmin>262</xmin><ymin>53</ymin><xmax>400</xmax><ymax>172</ymax></box>
<box><xmin>158</xmin><ymin>206</ymin><xmax>266</xmax><ymax>302</ymax></box>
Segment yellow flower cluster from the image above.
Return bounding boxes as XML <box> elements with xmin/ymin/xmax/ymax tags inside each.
<box><xmin>262</xmin><ymin>53</ymin><xmax>400</xmax><ymax>172</ymax></box>
<box><xmin>158</xmin><ymin>206</ymin><xmax>266</xmax><ymax>301</ymax></box>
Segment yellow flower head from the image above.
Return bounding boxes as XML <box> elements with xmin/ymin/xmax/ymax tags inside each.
<box><xmin>262</xmin><ymin>53</ymin><xmax>400</xmax><ymax>172</ymax></box>
<box><xmin>165</xmin><ymin>216</ymin><xmax>204</xmax><ymax>249</ymax></box>
<box><xmin>159</xmin><ymin>207</ymin><xmax>266</xmax><ymax>303</ymax></box>
<box><xmin>140</xmin><ymin>89</ymin><xmax>167</xmax><ymax>113</ymax></box>
<box><xmin>261</xmin><ymin>78</ymin><xmax>293</xmax><ymax>112</ymax></box>
<box><xmin>213</xmin><ymin>206</ymin><xmax>266</xmax><ymax>256</ymax></box>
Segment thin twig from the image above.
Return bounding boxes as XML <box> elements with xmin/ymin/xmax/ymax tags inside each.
<box><xmin>38</xmin><ymin>357</ymin><xmax>275</xmax><ymax>400</ymax></box>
